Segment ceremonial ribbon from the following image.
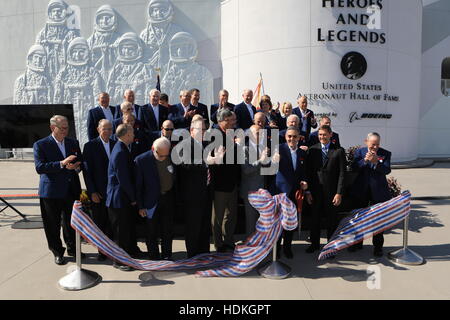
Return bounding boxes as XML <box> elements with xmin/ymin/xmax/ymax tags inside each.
<box><xmin>71</xmin><ymin>189</ymin><xmax>297</xmax><ymax>277</ymax></box>
<box><xmin>318</xmin><ymin>191</ymin><xmax>411</xmax><ymax>260</ymax></box>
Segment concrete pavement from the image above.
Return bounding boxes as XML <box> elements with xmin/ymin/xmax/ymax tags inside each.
<box><xmin>0</xmin><ymin>161</ymin><xmax>449</xmax><ymax>300</ymax></box>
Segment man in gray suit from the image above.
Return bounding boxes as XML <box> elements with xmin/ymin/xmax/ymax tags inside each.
<box><xmin>240</xmin><ymin>125</ymin><xmax>270</xmax><ymax>236</ymax></box>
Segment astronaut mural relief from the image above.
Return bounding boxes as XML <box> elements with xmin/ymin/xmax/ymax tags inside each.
<box><xmin>13</xmin><ymin>0</ymin><xmax>214</xmax><ymax>147</ymax></box>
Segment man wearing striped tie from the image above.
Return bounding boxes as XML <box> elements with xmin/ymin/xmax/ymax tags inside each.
<box><xmin>304</xmin><ymin>125</ymin><xmax>346</xmax><ymax>255</ymax></box>
<box><xmin>348</xmin><ymin>132</ymin><xmax>392</xmax><ymax>257</ymax></box>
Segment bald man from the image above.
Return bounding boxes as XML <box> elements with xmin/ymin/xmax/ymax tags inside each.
<box><xmin>234</xmin><ymin>89</ymin><xmax>257</xmax><ymax>130</ymax></box>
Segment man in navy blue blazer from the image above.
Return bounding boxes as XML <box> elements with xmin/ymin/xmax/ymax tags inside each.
<box><xmin>210</xmin><ymin>89</ymin><xmax>235</xmax><ymax>125</ymax></box>
<box><xmin>292</xmin><ymin>96</ymin><xmax>317</xmax><ymax>142</ymax></box>
<box><xmin>33</xmin><ymin>115</ymin><xmax>82</xmax><ymax>265</ymax></box>
<box><xmin>135</xmin><ymin>137</ymin><xmax>175</xmax><ymax>260</ymax></box>
<box><xmin>139</xmin><ymin>89</ymin><xmax>168</xmax><ymax>137</ymax></box>
<box><xmin>348</xmin><ymin>132</ymin><xmax>392</xmax><ymax>257</ymax></box>
<box><xmin>168</xmin><ymin>89</ymin><xmax>198</xmax><ymax>129</ymax></box>
<box><xmin>190</xmin><ymin>88</ymin><xmax>210</xmax><ymax>124</ymax></box>
<box><xmin>234</xmin><ymin>89</ymin><xmax>257</xmax><ymax>130</ymax></box>
<box><xmin>114</xmin><ymin>89</ymin><xmax>141</xmax><ymax>120</ymax></box>
<box><xmin>87</xmin><ymin>92</ymin><xmax>116</xmax><ymax>141</ymax></box>
<box><xmin>274</xmin><ymin>126</ymin><xmax>308</xmax><ymax>259</ymax></box>
<box><xmin>82</xmin><ymin>119</ymin><xmax>115</xmax><ymax>261</ymax></box>
<box><xmin>308</xmin><ymin>116</ymin><xmax>341</xmax><ymax>148</ymax></box>
<box><xmin>112</xmin><ymin>101</ymin><xmax>144</xmax><ymax>133</ymax></box>
<box><xmin>106</xmin><ymin>123</ymin><xmax>137</xmax><ymax>271</ymax></box>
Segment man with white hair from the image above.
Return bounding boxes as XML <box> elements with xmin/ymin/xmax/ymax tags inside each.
<box><xmin>168</xmin><ymin>89</ymin><xmax>197</xmax><ymax>129</ymax></box>
<box><xmin>348</xmin><ymin>132</ymin><xmax>392</xmax><ymax>257</ymax></box>
<box><xmin>234</xmin><ymin>89</ymin><xmax>257</xmax><ymax>130</ymax></box>
<box><xmin>82</xmin><ymin>119</ymin><xmax>115</xmax><ymax>261</ymax></box>
<box><xmin>139</xmin><ymin>89</ymin><xmax>168</xmax><ymax>136</ymax></box>
<box><xmin>279</xmin><ymin>114</ymin><xmax>307</xmax><ymax>147</ymax></box>
<box><xmin>135</xmin><ymin>137</ymin><xmax>175</xmax><ymax>260</ymax></box>
<box><xmin>33</xmin><ymin>115</ymin><xmax>83</xmax><ymax>265</ymax></box>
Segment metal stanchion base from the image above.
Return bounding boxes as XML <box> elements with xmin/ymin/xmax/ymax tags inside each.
<box><xmin>388</xmin><ymin>248</ymin><xmax>424</xmax><ymax>265</ymax></box>
<box><xmin>258</xmin><ymin>260</ymin><xmax>291</xmax><ymax>279</ymax></box>
<box><xmin>58</xmin><ymin>268</ymin><xmax>101</xmax><ymax>291</ymax></box>
<box><xmin>12</xmin><ymin>217</ymin><xmax>44</xmax><ymax>229</ymax></box>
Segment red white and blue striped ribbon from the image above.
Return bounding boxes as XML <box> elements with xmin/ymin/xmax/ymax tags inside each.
<box><xmin>318</xmin><ymin>191</ymin><xmax>411</xmax><ymax>260</ymax></box>
<box><xmin>71</xmin><ymin>189</ymin><xmax>297</xmax><ymax>277</ymax></box>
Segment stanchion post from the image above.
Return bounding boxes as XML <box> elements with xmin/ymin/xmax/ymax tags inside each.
<box><xmin>58</xmin><ymin>231</ymin><xmax>101</xmax><ymax>290</ymax></box>
<box><xmin>388</xmin><ymin>215</ymin><xmax>424</xmax><ymax>265</ymax></box>
<box><xmin>258</xmin><ymin>238</ymin><xmax>291</xmax><ymax>279</ymax></box>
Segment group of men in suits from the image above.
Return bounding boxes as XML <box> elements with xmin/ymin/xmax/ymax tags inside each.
<box><xmin>33</xmin><ymin>88</ymin><xmax>392</xmax><ymax>268</ymax></box>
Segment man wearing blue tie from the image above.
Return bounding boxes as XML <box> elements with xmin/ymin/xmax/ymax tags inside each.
<box><xmin>82</xmin><ymin>119</ymin><xmax>115</xmax><ymax>261</ymax></box>
<box><xmin>305</xmin><ymin>125</ymin><xmax>346</xmax><ymax>255</ymax></box>
<box><xmin>274</xmin><ymin>126</ymin><xmax>308</xmax><ymax>258</ymax></box>
<box><xmin>87</xmin><ymin>92</ymin><xmax>116</xmax><ymax>141</ymax></box>
<box><xmin>106</xmin><ymin>124</ymin><xmax>137</xmax><ymax>271</ymax></box>
<box><xmin>348</xmin><ymin>132</ymin><xmax>392</xmax><ymax>257</ymax></box>
<box><xmin>33</xmin><ymin>115</ymin><xmax>83</xmax><ymax>265</ymax></box>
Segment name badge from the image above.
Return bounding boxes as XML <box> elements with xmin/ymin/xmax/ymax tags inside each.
<box><xmin>167</xmin><ymin>165</ymin><xmax>174</xmax><ymax>174</ymax></box>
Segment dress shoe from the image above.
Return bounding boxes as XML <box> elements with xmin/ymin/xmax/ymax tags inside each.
<box><xmin>224</xmin><ymin>243</ymin><xmax>235</xmax><ymax>252</ymax></box>
<box><xmin>373</xmin><ymin>248</ymin><xmax>383</xmax><ymax>257</ymax></box>
<box><xmin>149</xmin><ymin>254</ymin><xmax>161</xmax><ymax>261</ymax></box>
<box><xmin>67</xmin><ymin>251</ymin><xmax>86</xmax><ymax>259</ymax></box>
<box><xmin>283</xmin><ymin>246</ymin><xmax>294</xmax><ymax>259</ymax></box>
<box><xmin>216</xmin><ymin>246</ymin><xmax>227</xmax><ymax>253</ymax></box>
<box><xmin>162</xmin><ymin>256</ymin><xmax>173</xmax><ymax>261</ymax></box>
<box><xmin>305</xmin><ymin>245</ymin><xmax>320</xmax><ymax>253</ymax></box>
<box><xmin>97</xmin><ymin>253</ymin><xmax>107</xmax><ymax>261</ymax></box>
<box><xmin>113</xmin><ymin>262</ymin><xmax>134</xmax><ymax>271</ymax></box>
<box><xmin>54</xmin><ymin>255</ymin><xmax>67</xmax><ymax>265</ymax></box>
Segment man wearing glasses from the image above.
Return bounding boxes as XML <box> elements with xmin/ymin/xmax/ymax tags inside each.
<box><xmin>135</xmin><ymin>137</ymin><xmax>175</xmax><ymax>260</ymax></box>
<box><xmin>33</xmin><ymin>115</ymin><xmax>83</xmax><ymax>265</ymax></box>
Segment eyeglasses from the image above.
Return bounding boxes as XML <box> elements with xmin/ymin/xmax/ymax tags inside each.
<box><xmin>155</xmin><ymin>150</ymin><xmax>170</xmax><ymax>158</ymax></box>
<box><xmin>163</xmin><ymin>128</ymin><xmax>174</xmax><ymax>131</ymax></box>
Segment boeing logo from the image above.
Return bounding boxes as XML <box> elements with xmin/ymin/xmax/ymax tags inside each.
<box><xmin>349</xmin><ymin>112</ymin><xmax>392</xmax><ymax>123</ymax></box>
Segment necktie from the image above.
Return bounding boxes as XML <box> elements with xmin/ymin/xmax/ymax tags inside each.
<box><xmin>322</xmin><ymin>147</ymin><xmax>328</xmax><ymax>164</ymax></box>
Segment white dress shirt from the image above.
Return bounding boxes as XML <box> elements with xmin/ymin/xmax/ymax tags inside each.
<box><xmin>100</xmin><ymin>137</ymin><xmax>111</xmax><ymax>160</ymax></box>
<box><xmin>289</xmin><ymin>146</ymin><xmax>298</xmax><ymax>171</ymax></box>
<box><xmin>245</xmin><ymin>103</ymin><xmax>255</xmax><ymax>119</ymax></box>
<box><xmin>100</xmin><ymin>105</ymin><xmax>114</xmax><ymax>123</ymax></box>
<box><xmin>52</xmin><ymin>134</ymin><xmax>66</xmax><ymax>158</ymax></box>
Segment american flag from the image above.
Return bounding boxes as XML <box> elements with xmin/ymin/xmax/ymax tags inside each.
<box><xmin>318</xmin><ymin>191</ymin><xmax>411</xmax><ymax>260</ymax></box>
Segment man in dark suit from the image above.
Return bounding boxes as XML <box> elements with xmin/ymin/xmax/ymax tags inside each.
<box><xmin>139</xmin><ymin>89</ymin><xmax>168</xmax><ymax>137</ymax></box>
<box><xmin>87</xmin><ymin>92</ymin><xmax>116</xmax><ymax>141</ymax></box>
<box><xmin>190</xmin><ymin>88</ymin><xmax>210</xmax><ymax>123</ymax></box>
<box><xmin>234</xmin><ymin>89</ymin><xmax>257</xmax><ymax>130</ymax></box>
<box><xmin>292</xmin><ymin>95</ymin><xmax>317</xmax><ymax>142</ymax></box>
<box><xmin>348</xmin><ymin>132</ymin><xmax>392</xmax><ymax>257</ymax></box>
<box><xmin>208</xmin><ymin>109</ymin><xmax>241</xmax><ymax>253</ymax></box>
<box><xmin>210</xmin><ymin>89</ymin><xmax>235</xmax><ymax>125</ymax></box>
<box><xmin>305</xmin><ymin>124</ymin><xmax>346</xmax><ymax>254</ymax></box>
<box><xmin>122</xmin><ymin>113</ymin><xmax>150</xmax><ymax>159</ymax></box>
<box><xmin>172</xmin><ymin>119</ymin><xmax>212</xmax><ymax>258</ymax></box>
<box><xmin>308</xmin><ymin>116</ymin><xmax>341</xmax><ymax>148</ymax></box>
<box><xmin>82</xmin><ymin>119</ymin><xmax>115</xmax><ymax>261</ymax></box>
<box><xmin>168</xmin><ymin>90</ymin><xmax>198</xmax><ymax>129</ymax></box>
<box><xmin>135</xmin><ymin>137</ymin><xmax>175</xmax><ymax>260</ymax></box>
<box><xmin>114</xmin><ymin>89</ymin><xmax>141</xmax><ymax>120</ymax></box>
<box><xmin>112</xmin><ymin>101</ymin><xmax>144</xmax><ymax>133</ymax></box>
<box><xmin>279</xmin><ymin>115</ymin><xmax>307</xmax><ymax>149</ymax></box>
<box><xmin>274</xmin><ymin>127</ymin><xmax>308</xmax><ymax>258</ymax></box>
<box><xmin>106</xmin><ymin>124</ymin><xmax>137</xmax><ymax>271</ymax></box>
<box><xmin>33</xmin><ymin>115</ymin><xmax>83</xmax><ymax>265</ymax></box>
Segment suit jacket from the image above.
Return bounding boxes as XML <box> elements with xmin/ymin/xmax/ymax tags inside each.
<box><xmin>134</xmin><ymin>151</ymin><xmax>160</xmax><ymax>210</ymax></box>
<box><xmin>306</xmin><ymin>143</ymin><xmax>346</xmax><ymax>200</ymax></box>
<box><xmin>130</xmin><ymin>128</ymin><xmax>151</xmax><ymax>159</ymax></box>
<box><xmin>138</xmin><ymin>104</ymin><xmax>168</xmax><ymax>136</ymax></box>
<box><xmin>292</xmin><ymin>108</ymin><xmax>318</xmax><ymax>140</ymax></box>
<box><xmin>168</xmin><ymin>103</ymin><xmax>198</xmax><ymax>129</ymax></box>
<box><xmin>350</xmin><ymin>147</ymin><xmax>392</xmax><ymax>203</ymax></box>
<box><xmin>106</xmin><ymin>140</ymin><xmax>136</xmax><ymax>209</ymax></box>
<box><xmin>274</xmin><ymin>143</ymin><xmax>307</xmax><ymax>196</ymax></box>
<box><xmin>82</xmin><ymin>137</ymin><xmax>116</xmax><ymax>198</ymax></box>
<box><xmin>278</xmin><ymin>129</ymin><xmax>307</xmax><ymax>146</ymax></box>
<box><xmin>193</xmin><ymin>102</ymin><xmax>209</xmax><ymax>123</ymax></box>
<box><xmin>33</xmin><ymin>135</ymin><xmax>82</xmax><ymax>199</ymax></box>
<box><xmin>234</xmin><ymin>102</ymin><xmax>257</xmax><ymax>130</ymax></box>
<box><xmin>114</xmin><ymin>103</ymin><xmax>141</xmax><ymax>119</ymax></box>
<box><xmin>112</xmin><ymin>117</ymin><xmax>144</xmax><ymax>134</ymax></box>
<box><xmin>308</xmin><ymin>131</ymin><xmax>341</xmax><ymax>148</ymax></box>
<box><xmin>210</xmin><ymin>102</ymin><xmax>235</xmax><ymax>124</ymax></box>
<box><xmin>87</xmin><ymin>106</ymin><xmax>116</xmax><ymax>141</ymax></box>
